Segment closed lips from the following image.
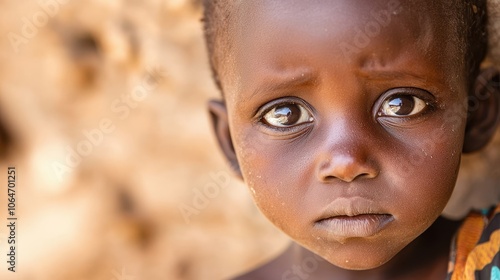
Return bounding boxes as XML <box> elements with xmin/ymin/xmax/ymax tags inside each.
<box><xmin>316</xmin><ymin>214</ymin><xmax>394</xmax><ymax>238</ymax></box>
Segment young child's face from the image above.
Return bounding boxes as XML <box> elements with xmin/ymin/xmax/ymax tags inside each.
<box><xmin>219</xmin><ymin>0</ymin><xmax>470</xmax><ymax>269</ymax></box>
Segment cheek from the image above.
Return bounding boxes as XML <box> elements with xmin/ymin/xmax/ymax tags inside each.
<box><xmin>387</xmin><ymin>119</ymin><xmax>465</xmax><ymax>225</ymax></box>
<box><xmin>234</xmin><ymin>131</ymin><xmax>311</xmax><ymax>228</ymax></box>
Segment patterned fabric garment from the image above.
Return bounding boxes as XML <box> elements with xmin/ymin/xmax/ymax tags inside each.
<box><xmin>447</xmin><ymin>204</ymin><xmax>500</xmax><ymax>280</ymax></box>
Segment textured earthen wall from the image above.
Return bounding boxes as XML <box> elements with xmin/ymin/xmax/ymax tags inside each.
<box><xmin>0</xmin><ymin>1</ymin><xmax>497</xmax><ymax>280</ymax></box>
<box><xmin>0</xmin><ymin>1</ymin><xmax>287</xmax><ymax>279</ymax></box>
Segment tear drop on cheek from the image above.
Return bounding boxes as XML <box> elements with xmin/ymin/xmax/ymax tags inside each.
<box><xmin>250</xmin><ymin>187</ymin><xmax>256</xmax><ymax>195</ymax></box>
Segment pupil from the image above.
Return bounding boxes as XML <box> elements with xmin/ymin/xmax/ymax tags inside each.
<box><xmin>274</xmin><ymin>105</ymin><xmax>301</xmax><ymax>125</ymax></box>
<box><xmin>388</xmin><ymin>96</ymin><xmax>415</xmax><ymax>115</ymax></box>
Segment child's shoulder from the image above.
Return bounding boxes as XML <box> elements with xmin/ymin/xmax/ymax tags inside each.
<box><xmin>230</xmin><ymin>247</ymin><xmax>295</xmax><ymax>280</ymax></box>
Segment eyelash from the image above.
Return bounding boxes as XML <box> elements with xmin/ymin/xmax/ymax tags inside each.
<box><xmin>376</xmin><ymin>88</ymin><xmax>436</xmax><ymax>119</ymax></box>
<box><xmin>255</xmin><ymin>89</ymin><xmax>436</xmax><ymax>132</ymax></box>
<box><xmin>255</xmin><ymin>97</ymin><xmax>315</xmax><ymax>132</ymax></box>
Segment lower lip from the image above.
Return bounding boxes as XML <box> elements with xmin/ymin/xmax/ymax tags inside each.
<box><xmin>316</xmin><ymin>214</ymin><xmax>393</xmax><ymax>238</ymax></box>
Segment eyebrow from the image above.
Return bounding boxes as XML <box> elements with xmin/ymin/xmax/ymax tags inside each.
<box><xmin>358</xmin><ymin>69</ymin><xmax>430</xmax><ymax>82</ymax></box>
<box><xmin>246</xmin><ymin>67</ymin><xmax>447</xmax><ymax>103</ymax></box>
<box><xmin>249</xmin><ymin>70</ymin><xmax>317</xmax><ymax>101</ymax></box>
<box><xmin>362</xmin><ymin>63</ymin><xmax>453</xmax><ymax>87</ymax></box>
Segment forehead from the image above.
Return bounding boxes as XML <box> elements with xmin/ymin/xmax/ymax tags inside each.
<box><xmin>222</xmin><ymin>0</ymin><xmax>463</xmax><ymax>102</ymax></box>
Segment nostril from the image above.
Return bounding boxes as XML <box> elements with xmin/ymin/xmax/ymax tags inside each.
<box><xmin>318</xmin><ymin>159</ymin><xmax>379</xmax><ymax>183</ymax></box>
<box><xmin>324</xmin><ymin>175</ymin><xmax>336</xmax><ymax>181</ymax></box>
<box><xmin>358</xmin><ymin>172</ymin><xmax>375</xmax><ymax>179</ymax></box>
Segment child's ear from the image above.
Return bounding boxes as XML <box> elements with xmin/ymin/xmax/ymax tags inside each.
<box><xmin>208</xmin><ymin>100</ymin><xmax>243</xmax><ymax>179</ymax></box>
<box><xmin>463</xmin><ymin>67</ymin><xmax>500</xmax><ymax>153</ymax></box>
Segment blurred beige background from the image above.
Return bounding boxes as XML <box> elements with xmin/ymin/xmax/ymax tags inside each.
<box><xmin>0</xmin><ymin>1</ymin><xmax>288</xmax><ymax>279</ymax></box>
<box><xmin>0</xmin><ymin>1</ymin><xmax>498</xmax><ymax>280</ymax></box>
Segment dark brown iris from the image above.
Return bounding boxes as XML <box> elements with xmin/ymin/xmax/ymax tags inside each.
<box><xmin>273</xmin><ymin>104</ymin><xmax>301</xmax><ymax>125</ymax></box>
<box><xmin>387</xmin><ymin>95</ymin><xmax>415</xmax><ymax>115</ymax></box>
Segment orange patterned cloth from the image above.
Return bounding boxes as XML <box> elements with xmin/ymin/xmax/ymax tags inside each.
<box><xmin>447</xmin><ymin>204</ymin><xmax>500</xmax><ymax>280</ymax></box>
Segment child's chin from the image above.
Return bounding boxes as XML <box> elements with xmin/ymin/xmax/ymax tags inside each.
<box><xmin>330</xmin><ymin>258</ymin><xmax>391</xmax><ymax>271</ymax></box>
<box><xmin>314</xmin><ymin>244</ymin><xmax>401</xmax><ymax>271</ymax></box>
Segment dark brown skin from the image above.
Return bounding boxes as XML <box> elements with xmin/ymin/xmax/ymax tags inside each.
<box><xmin>208</xmin><ymin>0</ymin><xmax>500</xmax><ymax>279</ymax></box>
<box><xmin>232</xmin><ymin>217</ymin><xmax>460</xmax><ymax>280</ymax></box>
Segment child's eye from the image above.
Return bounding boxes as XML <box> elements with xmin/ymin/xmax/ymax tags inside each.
<box><xmin>380</xmin><ymin>95</ymin><xmax>428</xmax><ymax>117</ymax></box>
<box><xmin>262</xmin><ymin>103</ymin><xmax>313</xmax><ymax>127</ymax></box>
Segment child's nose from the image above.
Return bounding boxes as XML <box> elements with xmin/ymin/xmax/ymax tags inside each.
<box><xmin>315</xmin><ymin>119</ymin><xmax>380</xmax><ymax>183</ymax></box>
<box><xmin>317</xmin><ymin>153</ymin><xmax>379</xmax><ymax>183</ymax></box>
